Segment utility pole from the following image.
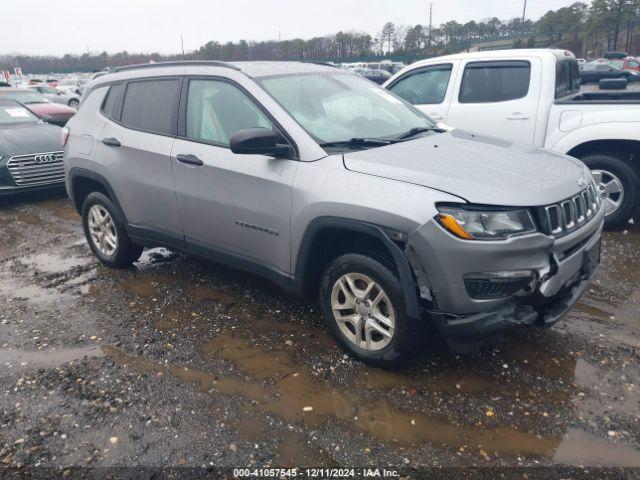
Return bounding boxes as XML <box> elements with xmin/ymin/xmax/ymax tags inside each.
<box><xmin>521</xmin><ymin>0</ymin><xmax>527</xmax><ymax>40</ymax></box>
<box><xmin>428</xmin><ymin>2</ymin><xmax>433</xmax><ymax>48</ymax></box>
<box><xmin>180</xmin><ymin>34</ymin><xmax>185</xmax><ymax>60</ymax></box>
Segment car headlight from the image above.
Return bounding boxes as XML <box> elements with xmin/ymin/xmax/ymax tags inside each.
<box><xmin>436</xmin><ymin>205</ymin><xmax>537</xmax><ymax>240</ymax></box>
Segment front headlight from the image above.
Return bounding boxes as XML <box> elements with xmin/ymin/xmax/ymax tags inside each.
<box><xmin>436</xmin><ymin>205</ymin><xmax>537</xmax><ymax>240</ymax></box>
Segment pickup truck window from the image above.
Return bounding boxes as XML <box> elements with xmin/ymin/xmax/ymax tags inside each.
<box><xmin>556</xmin><ymin>59</ymin><xmax>581</xmax><ymax>98</ymax></box>
<box><xmin>388</xmin><ymin>64</ymin><xmax>452</xmax><ymax>105</ymax></box>
<box><xmin>459</xmin><ymin>61</ymin><xmax>530</xmax><ymax>103</ymax></box>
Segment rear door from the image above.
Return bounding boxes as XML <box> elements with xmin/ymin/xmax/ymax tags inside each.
<box><xmin>386</xmin><ymin>62</ymin><xmax>456</xmax><ymax>123</ymax></box>
<box><xmin>97</xmin><ymin>78</ymin><xmax>183</xmax><ymax>242</ymax></box>
<box><xmin>445</xmin><ymin>59</ymin><xmax>540</xmax><ymax>144</ymax></box>
<box><xmin>171</xmin><ymin>77</ymin><xmax>298</xmax><ymax>276</ymax></box>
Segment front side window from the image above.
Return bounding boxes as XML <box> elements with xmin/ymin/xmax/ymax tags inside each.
<box><xmin>185</xmin><ymin>79</ymin><xmax>273</xmax><ymax>146</ymax></box>
<box><xmin>259</xmin><ymin>72</ymin><xmax>434</xmax><ymax>144</ymax></box>
<box><xmin>389</xmin><ymin>64</ymin><xmax>452</xmax><ymax>104</ymax></box>
<box><xmin>120</xmin><ymin>79</ymin><xmax>181</xmax><ymax>135</ymax></box>
<box><xmin>459</xmin><ymin>61</ymin><xmax>531</xmax><ymax>103</ymax></box>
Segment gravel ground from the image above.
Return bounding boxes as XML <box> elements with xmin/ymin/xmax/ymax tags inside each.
<box><xmin>0</xmin><ymin>190</ymin><xmax>639</xmax><ymax>477</ymax></box>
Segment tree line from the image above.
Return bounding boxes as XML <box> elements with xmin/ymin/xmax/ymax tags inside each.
<box><xmin>1</xmin><ymin>0</ymin><xmax>639</xmax><ymax>74</ymax></box>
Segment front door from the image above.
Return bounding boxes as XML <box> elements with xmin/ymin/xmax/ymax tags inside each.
<box><xmin>386</xmin><ymin>62</ymin><xmax>456</xmax><ymax>124</ymax></box>
<box><xmin>445</xmin><ymin>59</ymin><xmax>540</xmax><ymax>145</ymax></box>
<box><xmin>172</xmin><ymin>78</ymin><xmax>298</xmax><ymax>277</ymax></box>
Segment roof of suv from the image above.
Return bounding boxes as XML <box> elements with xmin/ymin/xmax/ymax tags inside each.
<box><xmin>110</xmin><ymin>60</ymin><xmax>338</xmax><ymax>79</ymax></box>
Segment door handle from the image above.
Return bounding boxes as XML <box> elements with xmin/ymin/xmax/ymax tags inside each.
<box><xmin>506</xmin><ymin>113</ymin><xmax>530</xmax><ymax>120</ymax></box>
<box><xmin>176</xmin><ymin>154</ymin><xmax>204</xmax><ymax>166</ymax></box>
<box><xmin>101</xmin><ymin>137</ymin><xmax>121</xmax><ymax>147</ymax></box>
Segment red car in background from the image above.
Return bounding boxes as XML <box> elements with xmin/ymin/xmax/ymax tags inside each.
<box><xmin>606</xmin><ymin>57</ymin><xmax>640</xmax><ymax>72</ymax></box>
<box><xmin>0</xmin><ymin>88</ymin><xmax>75</xmax><ymax>126</ymax></box>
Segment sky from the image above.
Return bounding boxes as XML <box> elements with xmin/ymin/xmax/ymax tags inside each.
<box><xmin>1</xmin><ymin>0</ymin><xmax>584</xmax><ymax>56</ymax></box>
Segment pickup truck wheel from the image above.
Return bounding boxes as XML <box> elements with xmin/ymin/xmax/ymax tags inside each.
<box><xmin>319</xmin><ymin>253</ymin><xmax>417</xmax><ymax>367</ymax></box>
<box><xmin>82</xmin><ymin>192</ymin><xmax>143</xmax><ymax>268</ymax></box>
<box><xmin>581</xmin><ymin>153</ymin><xmax>640</xmax><ymax>229</ymax></box>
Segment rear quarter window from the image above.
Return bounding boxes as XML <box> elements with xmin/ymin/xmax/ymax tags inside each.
<box><xmin>120</xmin><ymin>79</ymin><xmax>181</xmax><ymax>135</ymax></box>
<box><xmin>101</xmin><ymin>83</ymin><xmax>125</xmax><ymax>120</ymax></box>
<box><xmin>459</xmin><ymin>61</ymin><xmax>531</xmax><ymax>103</ymax></box>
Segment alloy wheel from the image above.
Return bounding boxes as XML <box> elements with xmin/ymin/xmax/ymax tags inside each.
<box><xmin>591</xmin><ymin>169</ymin><xmax>624</xmax><ymax>217</ymax></box>
<box><xmin>330</xmin><ymin>273</ymin><xmax>395</xmax><ymax>351</ymax></box>
<box><xmin>88</xmin><ymin>204</ymin><xmax>118</xmax><ymax>256</ymax></box>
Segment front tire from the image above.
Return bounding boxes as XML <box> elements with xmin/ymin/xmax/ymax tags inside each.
<box><xmin>580</xmin><ymin>153</ymin><xmax>640</xmax><ymax>229</ymax></box>
<box><xmin>82</xmin><ymin>192</ymin><xmax>142</xmax><ymax>268</ymax></box>
<box><xmin>319</xmin><ymin>253</ymin><xmax>418</xmax><ymax>367</ymax></box>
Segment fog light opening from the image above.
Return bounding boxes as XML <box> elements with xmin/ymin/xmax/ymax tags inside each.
<box><xmin>464</xmin><ymin>270</ymin><xmax>534</xmax><ymax>300</ymax></box>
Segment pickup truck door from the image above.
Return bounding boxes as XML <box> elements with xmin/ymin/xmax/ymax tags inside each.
<box><xmin>445</xmin><ymin>59</ymin><xmax>541</xmax><ymax>145</ymax></box>
<box><xmin>386</xmin><ymin>62</ymin><xmax>458</xmax><ymax>124</ymax></box>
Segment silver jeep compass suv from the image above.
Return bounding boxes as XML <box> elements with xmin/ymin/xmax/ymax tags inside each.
<box><xmin>63</xmin><ymin>61</ymin><xmax>604</xmax><ymax>366</ymax></box>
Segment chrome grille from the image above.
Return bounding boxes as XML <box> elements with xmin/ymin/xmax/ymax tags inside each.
<box><xmin>542</xmin><ymin>185</ymin><xmax>601</xmax><ymax>236</ymax></box>
<box><xmin>7</xmin><ymin>151</ymin><xmax>65</xmax><ymax>187</ymax></box>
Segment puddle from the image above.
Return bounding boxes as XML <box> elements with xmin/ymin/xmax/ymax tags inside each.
<box><xmin>276</xmin><ymin>431</ymin><xmax>336</xmax><ymax>467</ymax></box>
<box><xmin>236</xmin><ymin>416</ymin><xmax>268</xmax><ymax>442</ymax></box>
<box><xmin>1</xmin><ymin>346</ymin><xmax>103</xmax><ymax>371</ymax></box>
<box><xmin>122</xmin><ymin>274</ymin><xmax>173</xmax><ymax>297</ymax></box>
<box><xmin>39</xmin><ymin>198</ymin><xmax>78</xmax><ymax>221</ymax></box>
<box><xmin>18</xmin><ymin>252</ymin><xmax>91</xmax><ymax>275</ymax></box>
<box><xmin>553</xmin><ymin>428</ymin><xmax>640</xmax><ymax>466</ymax></box>
<box><xmin>19</xmin><ymin>212</ymin><xmax>43</xmax><ymax>226</ymax></box>
<box><xmin>104</xmin><ymin>334</ymin><xmax>564</xmax><ymax>457</ymax></box>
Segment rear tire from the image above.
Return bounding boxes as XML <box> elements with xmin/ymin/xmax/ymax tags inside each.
<box><xmin>580</xmin><ymin>153</ymin><xmax>640</xmax><ymax>229</ymax></box>
<box><xmin>319</xmin><ymin>253</ymin><xmax>418</xmax><ymax>367</ymax></box>
<box><xmin>82</xmin><ymin>192</ymin><xmax>142</xmax><ymax>268</ymax></box>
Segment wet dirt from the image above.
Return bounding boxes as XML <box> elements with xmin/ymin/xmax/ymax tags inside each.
<box><xmin>1</xmin><ymin>194</ymin><xmax>639</xmax><ymax>471</ymax></box>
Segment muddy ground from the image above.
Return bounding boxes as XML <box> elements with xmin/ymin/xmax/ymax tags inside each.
<box><xmin>0</xmin><ymin>190</ymin><xmax>639</xmax><ymax>476</ymax></box>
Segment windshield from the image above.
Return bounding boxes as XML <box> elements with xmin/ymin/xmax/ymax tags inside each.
<box><xmin>3</xmin><ymin>91</ymin><xmax>50</xmax><ymax>104</ymax></box>
<box><xmin>258</xmin><ymin>72</ymin><xmax>435</xmax><ymax>145</ymax></box>
<box><xmin>0</xmin><ymin>104</ymin><xmax>39</xmax><ymax>126</ymax></box>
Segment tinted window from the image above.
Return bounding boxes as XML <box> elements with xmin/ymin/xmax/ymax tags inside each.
<box><xmin>101</xmin><ymin>83</ymin><xmax>125</xmax><ymax>120</ymax></box>
<box><xmin>628</xmin><ymin>61</ymin><xmax>640</xmax><ymax>68</ymax></box>
<box><xmin>186</xmin><ymin>79</ymin><xmax>273</xmax><ymax>146</ymax></box>
<box><xmin>556</xmin><ymin>60</ymin><xmax>581</xmax><ymax>98</ymax></box>
<box><xmin>121</xmin><ymin>79</ymin><xmax>180</xmax><ymax>135</ymax></box>
<box><xmin>389</xmin><ymin>65</ymin><xmax>452</xmax><ymax>104</ymax></box>
<box><xmin>459</xmin><ymin>61</ymin><xmax>531</xmax><ymax>103</ymax></box>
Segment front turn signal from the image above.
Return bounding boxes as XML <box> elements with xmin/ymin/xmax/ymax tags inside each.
<box><xmin>436</xmin><ymin>213</ymin><xmax>474</xmax><ymax>240</ymax></box>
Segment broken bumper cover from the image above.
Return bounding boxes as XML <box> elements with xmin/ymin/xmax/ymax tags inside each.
<box><xmin>429</xmin><ymin>270</ymin><xmax>592</xmax><ymax>352</ymax></box>
<box><xmin>407</xmin><ymin>203</ymin><xmax>604</xmax><ymax>352</ymax></box>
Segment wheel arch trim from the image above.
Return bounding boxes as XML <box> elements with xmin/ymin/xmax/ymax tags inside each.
<box><xmin>293</xmin><ymin>217</ymin><xmax>422</xmax><ymax>319</ymax></box>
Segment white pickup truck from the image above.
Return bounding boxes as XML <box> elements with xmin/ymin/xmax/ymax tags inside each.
<box><xmin>384</xmin><ymin>49</ymin><xmax>640</xmax><ymax>228</ymax></box>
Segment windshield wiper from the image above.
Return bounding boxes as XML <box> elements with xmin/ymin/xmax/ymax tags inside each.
<box><xmin>394</xmin><ymin>126</ymin><xmax>445</xmax><ymax>141</ymax></box>
<box><xmin>319</xmin><ymin>137</ymin><xmax>395</xmax><ymax>149</ymax></box>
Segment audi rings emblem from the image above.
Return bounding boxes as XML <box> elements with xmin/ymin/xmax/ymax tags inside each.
<box><xmin>33</xmin><ymin>154</ymin><xmax>57</xmax><ymax>164</ymax></box>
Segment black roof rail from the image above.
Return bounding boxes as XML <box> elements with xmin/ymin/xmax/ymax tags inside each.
<box><xmin>114</xmin><ymin>60</ymin><xmax>241</xmax><ymax>73</ymax></box>
<box><xmin>305</xmin><ymin>61</ymin><xmax>338</xmax><ymax>68</ymax></box>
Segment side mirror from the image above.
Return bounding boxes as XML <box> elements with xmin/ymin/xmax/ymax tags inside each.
<box><xmin>230</xmin><ymin>128</ymin><xmax>291</xmax><ymax>157</ymax></box>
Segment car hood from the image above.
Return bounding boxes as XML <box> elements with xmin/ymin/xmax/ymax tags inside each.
<box><xmin>26</xmin><ymin>102</ymin><xmax>75</xmax><ymax>115</ymax></box>
<box><xmin>342</xmin><ymin>129</ymin><xmax>591</xmax><ymax>206</ymax></box>
<box><xmin>0</xmin><ymin>123</ymin><xmax>62</xmax><ymax>157</ymax></box>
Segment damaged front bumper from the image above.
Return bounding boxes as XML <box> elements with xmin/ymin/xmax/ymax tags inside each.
<box><xmin>406</xmin><ymin>203</ymin><xmax>604</xmax><ymax>352</ymax></box>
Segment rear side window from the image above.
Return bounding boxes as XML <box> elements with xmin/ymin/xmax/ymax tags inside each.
<box><xmin>388</xmin><ymin>64</ymin><xmax>452</xmax><ymax>104</ymax></box>
<box><xmin>459</xmin><ymin>61</ymin><xmax>531</xmax><ymax>103</ymax></box>
<box><xmin>101</xmin><ymin>83</ymin><xmax>125</xmax><ymax>120</ymax></box>
<box><xmin>556</xmin><ymin>60</ymin><xmax>581</xmax><ymax>98</ymax></box>
<box><xmin>120</xmin><ymin>79</ymin><xmax>181</xmax><ymax>135</ymax></box>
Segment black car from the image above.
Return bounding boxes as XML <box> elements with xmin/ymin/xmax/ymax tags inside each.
<box><xmin>0</xmin><ymin>99</ymin><xmax>64</xmax><ymax>195</ymax></box>
<box><xmin>580</xmin><ymin>63</ymin><xmax>640</xmax><ymax>83</ymax></box>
